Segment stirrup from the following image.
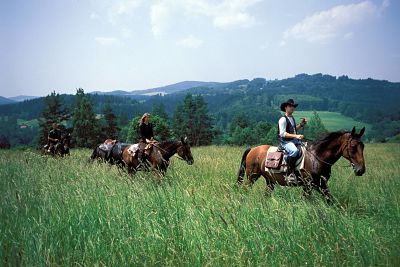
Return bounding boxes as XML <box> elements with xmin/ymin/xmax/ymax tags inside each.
<box><xmin>285</xmin><ymin>173</ymin><xmax>298</xmax><ymax>185</ymax></box>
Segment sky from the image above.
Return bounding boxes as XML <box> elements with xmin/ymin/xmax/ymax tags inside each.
<box><xmin>1</xmin><ymin>0</ymin><xmax>399</xmax><ymax>97</ymax></box>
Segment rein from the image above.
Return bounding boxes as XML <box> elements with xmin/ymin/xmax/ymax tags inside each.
<box><xmin>301</xmin><ymin>139</ymin><xmax>352</xmax><ymax>168</ymax></box>
<box><xmin>152</xmin><ymin>143</ymin><xmax>186</xmax><ymax>161</ymax></box>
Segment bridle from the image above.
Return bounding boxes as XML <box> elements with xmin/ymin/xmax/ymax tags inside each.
<box><xmin>152</xmin><ymin>142</ymin><xmax>187</xmax><ymax>162</ymax></box>
<box><xmin>302</xmin><ymin>134</ymin><xmax>355</xmax><ymax>168</ymax></box>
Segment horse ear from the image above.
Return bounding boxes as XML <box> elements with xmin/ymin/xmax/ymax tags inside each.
<box><xmin>181</xmin><ymin>137</ymin><xmax>185</xmax><ymax>144</ymax></box>
<box><xmin>184</xmin><ymin>136</ymin><xmax>188</xmax><ymax>143</ymax></box>
<box><xmin>351</xmin><ymin>127</ymin><xmax>356</xmax><ymax>136</ymax></box>
<box><xmin>359</xmin><ymin>127</ymin><xmax>365</xmax><ymax>137</ymax></box>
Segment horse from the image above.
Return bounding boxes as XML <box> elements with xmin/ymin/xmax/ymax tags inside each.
<box><xmin>90</xmin><ymin>139</ymin><xmax>127</xmax><ymax>167</ymax></box>
<box><xmin>122</xmin><ymin>137</ymin><xmax>194</xmax><ymax>175</ymax></box>
<box><xmin>237</xmin><ymin>127</ymin><xmax>366</xmax><ymax>203</ymax></box>
<box><xmin>42</xmin><ymin>132</ymin><xmax>71</xmax><ymax>157</ymax></box>
<box><xmin>90</xmin><ymin>143</ymin><xmax>113</xmax><ymax>162</ymax></box>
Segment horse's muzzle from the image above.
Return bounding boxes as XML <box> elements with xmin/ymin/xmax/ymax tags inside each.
<box><xmin>352</xmin><ymin>163</ymin><xmax>365</xmax><ymax>176</ymax></box>
<box><xmin>186</xmin><ymin>159</ymin><xmax>194</xmax><ymax>165</ymax></box>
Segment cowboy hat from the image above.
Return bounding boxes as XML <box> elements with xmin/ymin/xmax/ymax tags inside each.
<box><xmin>280</xmin><ymin>99</ymin><xmax>298</xmax><ymax>112</ymax></box>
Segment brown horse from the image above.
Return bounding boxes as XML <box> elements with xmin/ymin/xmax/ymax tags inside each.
<box><xmin>237</xmin><ymin>127</ymin><xmax>366</xmax><ymax>203</ymax></box>
<box><xmin>122</xmin><ymin>137</ymin><xmax>194</xmax><ymax>175</ymax></box>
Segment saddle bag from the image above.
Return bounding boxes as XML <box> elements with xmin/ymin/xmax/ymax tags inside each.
<box><xmin>266</xmin><ymin>151</ymin><xmax>283</xmax><ymax>169</ymax></box>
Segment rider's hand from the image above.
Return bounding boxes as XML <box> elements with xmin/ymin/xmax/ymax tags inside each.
<box><xmin>300</xmin><ymin>118</ymin><xmax>308</xmax><ymax>127</ymax></box>
<box><xmin>297</xmin><ymin>134</ymin><xmax>304</xmax><ymax>140</ymax></box>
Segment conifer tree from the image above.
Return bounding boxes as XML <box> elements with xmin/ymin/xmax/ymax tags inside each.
<box><xmin>71</xmin><ymin>88</ymin><xmax>99</xmax><ymax>147</ymax></box>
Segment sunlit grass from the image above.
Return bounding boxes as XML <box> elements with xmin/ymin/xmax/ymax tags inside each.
<box><xmin>1</xmin><ymin>144</ymin><xmax>399</xmax><ymax>266</ymax></box>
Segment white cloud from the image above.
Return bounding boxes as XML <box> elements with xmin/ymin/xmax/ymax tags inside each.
<box><xmin>176</xmin><ymin>35</ymin><xmax>204</xmax><ymax>48</ymax></box>
<box><xmin>90</xmin><ymin>12</ymin><xmax>100</xmax><ymax>20</ymax></box>
<box><xmin>185</xmin><ymin>0</ymin><xmax>260</xmax><ymax>29</ymax></box>
<box><xmin>213</xmin><ymin>12</ymin><xmax>256</xmax><ymax>29</ymax></box>
<box><xmin>148</xmin><ymin>0</ymin><xmax>261</xmax><ymax>37</ymax></box>
<box><xmin>282</xmin><ymin>0</ymin><xmax>389</xmax><ymax>44</ymax></box>
<box><xmin>108</xmin><ymin>0</ymin><xmax>143</xmax><ymax>24</ymax></box>
<box><xmin>95</xmin><ymin>37</ymin><xmax>123</xmax><ymax>46</ymax></box>
<box><xmin>150</xmin><ymin>1</ymin><xmax>171</xmax><ymax>38</ymax></box>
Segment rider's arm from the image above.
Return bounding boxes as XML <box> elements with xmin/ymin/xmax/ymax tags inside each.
<box><xmin>48</xmin><ymin>134</ymin><xmax>57</xmax><ymax>142</ymax></box>
<box><xmin>279</xmin><ymin>117</ymin><xmax>304</xmax><ymax>140</ymax></box>
<box><xmin>285</xmin><ymin>133</ymin><xmax>304</xmax><ymax>139</ymax></box>
<box><xmin>295</xmin><ymin>118</ymin><xmax>308</xmax><ymax>131</ymax></box>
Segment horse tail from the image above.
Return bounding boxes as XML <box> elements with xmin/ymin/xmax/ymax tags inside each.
<box><xmin>90</xmin><ymin>146</ymin><xmax>98</xmax><ymax>160</ymax></box>
<box><xmin>237</xmin><ymin>147</ymin><xmax>251</xmax><ymax>185</ymax></box>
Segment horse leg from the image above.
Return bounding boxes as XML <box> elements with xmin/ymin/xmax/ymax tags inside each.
<box><xmin>246</xmin><ymin>172</ymin><xmax>260</xmax><ymax>188</ymax></box>
<box><xmin>303</xmin><ymin>185</ymin><xmax>312</xmax><ymax>198</ymax></box>
<box><xmin>313</xmin><ymin>176</ymin><xmax>333</xmax><ymax>204</ymax></box>
<box><xmin>264</xmin><ymin>176</ymin><xmax>275</xmax><ymax>195</ymax></box>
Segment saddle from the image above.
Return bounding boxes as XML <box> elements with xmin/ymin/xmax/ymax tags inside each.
<box><xmin>265</xmin><ymin>145</ymin><xmax>305</xmax><ymax>173</ymax></box>
<box><xmin>127</xmin><ymin>144</ymin><xmax>139</xmax><ymax>156</ymax></box>
<box><xmin>99</xmin><ymin>143</ymin><xmax>113</xmax><ymax>152</ymax></box>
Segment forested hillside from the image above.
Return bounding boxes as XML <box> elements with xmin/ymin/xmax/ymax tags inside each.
<box><xmin>1</xmin><ymin>73</ymin><xmax>399</xmax><ymax>147</ymax></box>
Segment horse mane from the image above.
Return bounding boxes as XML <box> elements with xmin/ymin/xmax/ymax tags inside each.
<box><xmin>158</xmin><ymin>140</ymin><xmax>178</xmax><ymax>147</ymax></box>
<box><xmin>158</xmin><ymin>140</ymin><xmax>181</xmax><ymax>151</ymax></box>
<box><xmin>311</xmin><ymin>131</ymin><xmax>349</xmax><ymax>153</ymax></box>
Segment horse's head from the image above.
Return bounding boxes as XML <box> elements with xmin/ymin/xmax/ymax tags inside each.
<box><xmin>342</xmin><ymin>127</ymin><xmax>366</xmax><ymax>176</ymax></box>
<box><xmin>177</xmin><ymin>136</ymin><xmax>194</xmax><ymax>165</ymax></box>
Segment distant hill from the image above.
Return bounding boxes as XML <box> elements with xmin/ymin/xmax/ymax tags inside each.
<box><xmin>0</xmin><ymin>73</ymin><xmax>399</xmax><ymax>143</ymax></box>
<box><xmin>8</xmin><ymin>95</ymin><xmax>40</xmax><ymax>102</ymax></box>
<box><xmin>90</xmin><ymin>81</ymin><xmax>218</xmax><ymax>96</ymax></box>
<box><xmin>0</xmin><ymin>96</ymin><xmax>15</xmax><ymax>105</ymax></box>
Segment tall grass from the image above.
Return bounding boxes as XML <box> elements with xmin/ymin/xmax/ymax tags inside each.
<box><xmin>1</xmin><ymin>144</ymin><xmax>399</xmax><ymax>266</ymax></box>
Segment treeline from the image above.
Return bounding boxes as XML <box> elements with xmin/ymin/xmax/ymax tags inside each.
<box><xmin>26</xmin><ymin>89</ymin><xmax>328</xmax><ymax>148</ymax></box>
<box><xmin>1</xmin><ymin>73</ymin><xmax>399</xmax><ymax>146</ymax></box>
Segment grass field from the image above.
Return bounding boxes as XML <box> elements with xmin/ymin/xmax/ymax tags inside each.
<box><xmin>1</xmin><ymin>144</ymin><xmax>399</xmax><ymax>266</ymax></box>
<box><xmin>294</xmin><ymin>111</ymin><xmax>371</xmax><ymax>133</ymax></box>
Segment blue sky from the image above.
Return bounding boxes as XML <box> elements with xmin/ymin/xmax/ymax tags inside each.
<box><xmin>1</xmin><ymin>0</ymin><xmax>399</xmax><ymax>97</ymax></box>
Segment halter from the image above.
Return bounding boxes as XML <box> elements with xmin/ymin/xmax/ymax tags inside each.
<box><xmin>152</xmin><ymin>142</ymin><xmax>187</xmax><ymax>161</ymax></box>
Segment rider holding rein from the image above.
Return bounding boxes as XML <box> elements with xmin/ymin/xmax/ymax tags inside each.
<box><xmin>47</xmin><ymin>122</ymin><xmax>61</xmax><ymax>153</ymax></box>
<box><xmin>278</xmin><ymin>99</ymin><xmax>308</xmax><ymax>184</ymax></box>
<box><xmin>138</xmin><ymin>113</ymin><xmax>157</xmax><ymax>163</ymax></box>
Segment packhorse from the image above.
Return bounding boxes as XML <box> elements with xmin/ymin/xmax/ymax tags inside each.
<box><xmin>90</xmin><ymin>139</ymin><xmax>128</xmax><ymax>168</ymax></box>
<box><xmin>122</xmin><ymin>137</ymin><xmax>194</xmax><ymax>175</ymax></box>
<box><xmin>237</xmin><ymin>127</ymin><xmax>366</xmax><ymax>203</ymax></box>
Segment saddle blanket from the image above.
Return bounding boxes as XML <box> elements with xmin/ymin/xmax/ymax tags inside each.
<box><xmin>265</xmin><ymin>146</ymin><xmax>306</xmax><ymax>173</ymax></box>
<box><xmin>98</xmin><ymin>143</ymin><xmax>113</xmax><ymax>152</ymax></box>
<box><xmin>127</xmin><ymin>144</ymin><xmax>139</xmax><ymax>156</ymax></box>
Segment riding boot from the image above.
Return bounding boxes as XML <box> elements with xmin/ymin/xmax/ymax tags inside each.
<box><xmin>285</xmin><ymin>156</ymin><xmax>298</xmax><ymax>185</ymax></box>
<box><xmin>137</xmin><ymin>150</ymin><xmax>146</xmax><ymax>170</ymax></box>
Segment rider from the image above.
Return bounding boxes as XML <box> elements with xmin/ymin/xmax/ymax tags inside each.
<box><xmin>137</xmin><ymin>113</ymin><xmax>157</xmax><ymax>164</ymax></box>
<box><xmin>278</xmin><ymin>99</ymin><xmax>307</xmax><ymax>184</ymax></box>
<box><xmin>47</xmin><ymin>122</ymin><xmax>62</xmax><ymax>153</ymax></box>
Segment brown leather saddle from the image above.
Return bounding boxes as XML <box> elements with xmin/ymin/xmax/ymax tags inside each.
<box><xmin>265</xmin><ymin>144</ymin><xmax>303</xmax><ymax>169</ymax></box>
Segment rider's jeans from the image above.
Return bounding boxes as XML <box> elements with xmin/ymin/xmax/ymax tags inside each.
<box><xmin>280</xmin><ymin>139</ymin><xmax>301</xmax><ymax>161</ymax></box>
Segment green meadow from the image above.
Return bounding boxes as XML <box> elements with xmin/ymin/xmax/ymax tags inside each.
<box><xmin>1</xmin><ymin>144</ymin><xmax>399</xmax><ymax>266</ymax></box>
<box><xmin>294</xmin><ymin>111</ymin><xmax>371</xmax><ymax>132</ymax></box>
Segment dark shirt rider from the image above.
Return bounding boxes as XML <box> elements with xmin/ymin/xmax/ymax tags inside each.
<box><xmin>140</xmin><ymin>120</ymin><xmax>154</xmax><ymax>142</ymax></box>
<box><xmin>137</xmin><ymin>113</ymin><xmax>156</xmax><ymax>163</ymax></box>
<box><xmin>47</xmin><ymin>123</ymin><xmax>61</xmax><ymax>152</ymax></box>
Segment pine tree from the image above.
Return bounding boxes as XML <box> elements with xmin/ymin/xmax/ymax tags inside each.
<box><xmin>71</xmin><ymin>88</ymin><xmax>99</xmax><ymax>148</ymax></box>
<box><xmin>38</xmin><ymin>91</ymin><xmax>69</xmax><ymax>146</ymax></box>
<box><xmin>304</xmin><ymin>111</ymin><xmax>328</xmax><ymax>140</ymax></box>
<box><xmin>152</xmin><ymin>102</ymin><xmax>169</xmax><ymax>121</ymax></box>
<box><xmin>172</xmin><ymin>94</ymin><xmax>214</xmax><ymax>146</ymax></box>
<box><xmin>193</xmin><ymin>95</ymin><xmax>213</xmax><ymax>145</ymax></box>
<box><xmin>172</xmin><ymin>104</ymin><xmax>189</xmax><ymax>139</ymax></box>
<box><xmin>101</xmin><ymin>103</ymin><xmax>120</xmax><ymax>140</ymax></box>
